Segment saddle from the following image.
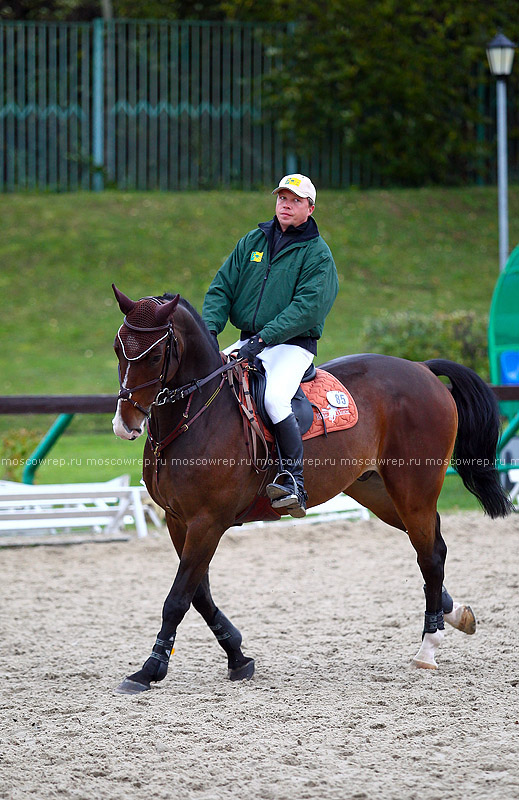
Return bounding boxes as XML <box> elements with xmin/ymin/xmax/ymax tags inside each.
<box><xmin>248</xmin><ymin>360</ymin><xmax>316</xmax><ymax>436</ymax></box>
<box><xmin>227</xmin><ymin>356</ymin><xmax>359</xmax><ymax>476</ymax></box>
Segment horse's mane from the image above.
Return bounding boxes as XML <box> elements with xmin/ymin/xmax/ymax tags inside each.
<box><xmin>160</xmin><ymin>293</ymin><xmax>220</xmax><ymax>355</ymax></box>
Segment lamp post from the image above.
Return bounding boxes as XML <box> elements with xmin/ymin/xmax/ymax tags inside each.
<box><xmin>486</xmin><ymin>32</ymin><xmax>516</xmax><ymax>272</ymax></box>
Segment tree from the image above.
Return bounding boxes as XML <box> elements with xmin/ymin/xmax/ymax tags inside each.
<box><xmin>0</xmin><ymin>0</ymin><xmax>228</xmax><ymax>20</ymax></box>
<box><xmin>262</xmin><ymin>0</ymin><xmax>519</xmax><ymax>185</ymax></box>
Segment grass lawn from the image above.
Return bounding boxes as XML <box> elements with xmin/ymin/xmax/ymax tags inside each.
<box><xmin>2</xmin><ymin>186</ymin><xmax>518</xmax><ymax>394</ymax></box>
<box><xmin>1</xmin><ymin>187</ymin><xmax>516</xmax><ymax>511</ymax></box>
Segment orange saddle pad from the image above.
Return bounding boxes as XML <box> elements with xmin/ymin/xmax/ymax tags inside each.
<box><xmin>264</xmin><ymin>368</ymin><xmax>358</xmax><ymax>442</ymax></box>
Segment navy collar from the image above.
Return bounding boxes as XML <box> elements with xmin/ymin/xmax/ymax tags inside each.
<box><xmin>258</xmin><ymin>215</ymin><xmax>320</xmax><ymax>243</ymax></box>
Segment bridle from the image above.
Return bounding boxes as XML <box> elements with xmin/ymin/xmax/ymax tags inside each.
<box><xmin>115</xmin><ymin>298</ymin><xmax>254</xmax><ymax>477</ymax></box>
<box><xmin>117</xmin><ymin>305</ymin><xmax>246</xmax><ymax>420</ymax></box>
<box><xmin>117</xmin><ymin>314</ymin><xmax>180</xmax><ymax>419</ymax></box>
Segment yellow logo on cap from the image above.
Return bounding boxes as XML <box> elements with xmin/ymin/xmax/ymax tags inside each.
<box><xmin>250</xmin><ymin>251</ymin><xmax>263</xmax><ymax>262</ymax></box>
<box><xmin>285</xmin><ymin>177</ymin><xmax>301</xmax><ymax>186</ymax></box>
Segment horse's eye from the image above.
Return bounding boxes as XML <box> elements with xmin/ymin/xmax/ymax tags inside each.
<box><xmin>148</xmin><ymin>353</ymin><xmax>162</xmax><ymax>366</ymax></box>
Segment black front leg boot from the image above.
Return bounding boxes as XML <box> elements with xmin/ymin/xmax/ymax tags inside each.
<box><xmin>422</xmin><ymin>609</ymin><xmax>445</xmax><ymax>638</ymax></box>
<box><xmin>114</xmin><ymin>637</ymin><xmax>175</xmax><ymax>695</ymax></box>
<box><xmin>209</xmin><ymin>609</ymin><xmax>255</xmax><ymax>681</ymax></box>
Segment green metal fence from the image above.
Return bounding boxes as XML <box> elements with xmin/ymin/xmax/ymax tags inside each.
<box><xmin>1</xmin><ymin>20</ymin><xmax>94</xmax><ymax>190</ymax></box>
<box><xmin>0</xmin><ymin>18</ymin><xmax>368</xmax><ymax>192</ymax></box>
<box><xmin>103</xmin><ymin>19</ymin><xmax>283</xmax><ymax>190</ymax></box>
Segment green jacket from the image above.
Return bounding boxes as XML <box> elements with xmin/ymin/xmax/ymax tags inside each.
<box><xmin>202</xmin><ymin>219</ymin><xmax>339</xmax><ymax>345</ymax></box>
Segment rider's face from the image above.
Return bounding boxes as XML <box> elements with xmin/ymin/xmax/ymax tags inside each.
<box><xmin>275</xmin><ymin>190</ymin><xmax>314</xmax><ymax>231</ymax></box>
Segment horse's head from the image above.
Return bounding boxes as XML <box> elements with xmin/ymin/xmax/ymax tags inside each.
<box><xmin>112</xmin><ymin>284</ymin><xmax>180</xmax><ymax>440</ymax></box>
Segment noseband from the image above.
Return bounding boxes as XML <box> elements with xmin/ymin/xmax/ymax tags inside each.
<box><xmin>117</xmin><ymin>314</ymin><xmax>179</xmax><ymax>419</ymax></box>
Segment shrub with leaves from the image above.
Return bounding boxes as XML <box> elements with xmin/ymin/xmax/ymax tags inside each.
<box><xmin>0</xmin><ymin>429</ymin><xmax>42</xmax><ymax>481</ymax></box>
<box><xmin>361</xmin><ymin>310</ymin><xmax>489</xmax><ymax>381</ymax></box>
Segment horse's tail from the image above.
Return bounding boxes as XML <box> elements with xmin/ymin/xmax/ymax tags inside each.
<box><xmin>425</xmin><ymin>358</ymin><xmax>513</xmax><ymax>519</ymax></box>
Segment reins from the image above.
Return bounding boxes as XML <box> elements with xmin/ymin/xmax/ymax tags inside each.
<box><xmin>117</xmin><ymin>305</ymin><xmax>247</xmax><ymax>418</ymax></box>
<box><xmin>146</xmin><ymin>355</ymin><xmax>247</xmax><ymax>456</ymax></box>
<box><xmin>117</xmin><ymin>312</ymin><xmax>246</xmax><ymax>452</ymax></box>
<box><xmin>147</xmin><ymin>374</ymin><xmax>227</xmax><ymax>457</ymax></box>
<box><xmin>154</xmin><ymin>356</ymin><xmax>245</xmax><ymax>406</ymax></box>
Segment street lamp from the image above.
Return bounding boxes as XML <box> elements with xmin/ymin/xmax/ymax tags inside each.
<box><xmin>486</xmin><ymin>32</ymin><xmax>517</xmax><ymax>272</ymax></box>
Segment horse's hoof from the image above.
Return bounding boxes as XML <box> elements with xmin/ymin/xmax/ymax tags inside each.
<box><xmin>412</xmin><ymin>656</ymin><xmax>438</xmax><ymax>670</ymax></box>
<box><xmin>445</xmin><ymin>603</ymin><xmax>476</xmax><ymax>635</ymax></box>
<box><xmin>228</xmin><ymin>658</ymin><xmax>255</xmax><ymax>681</ymax></box>
<box><xmin>114</xmin><ymin>677</ymin><xmax>151</xmax><ymax>695</ymax></box>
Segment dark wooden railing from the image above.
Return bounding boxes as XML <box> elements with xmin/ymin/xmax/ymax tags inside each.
<box><xmin>491</xmin><ymin>386</ymin><xmax>519</xmax><ymax>401</ymax></box>
<box><xmin>1</xmin><ymin>387</ymin><xmax>518</xmax><ymax>415</ymax></box>
<box><xmin>0</xmin><ymin>396</ymin><xmax>117</xmax><ymax>414</ymax></box>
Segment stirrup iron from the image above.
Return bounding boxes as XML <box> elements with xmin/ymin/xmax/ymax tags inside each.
<box><xmin>266</xmin><ymin>470</ymin><xmax>298</xmax><ymax>502</ymax></box>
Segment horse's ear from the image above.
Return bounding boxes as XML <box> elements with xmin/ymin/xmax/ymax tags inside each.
<box><xmin>155</xmin><ymin>294</ymin><xmax>180</xmax><ymax>326</ymax></box>
<box><xmin>112</xmin><ymin>284</ymin><xmax>136</xmax><ymax>315</ymax></box>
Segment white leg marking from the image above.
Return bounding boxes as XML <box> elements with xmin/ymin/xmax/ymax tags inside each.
<box><xmin>412</xmin><ymin>630</ymin><xmax>445</xmax><ymax>670</ymax></box>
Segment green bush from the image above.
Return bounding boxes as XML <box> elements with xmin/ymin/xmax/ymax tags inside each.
<box><xmin>361</xmin><ymin>310</ymin><xmax>489</xmax><ymax>381</ymax></box>
<box><xmin>0</xmin><ymin>429</ymin><xmax>43</xmax><ymax>481</ymax></box>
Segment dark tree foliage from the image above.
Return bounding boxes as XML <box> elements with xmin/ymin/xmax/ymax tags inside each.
<box><xmin>261</xmin><ymin>0</ymin><xmax>519</xmax><ymax>186</ymax></box>
<box><xmin>114</xmin><ymin>0</ymin><xmax>225</xmax><ymax>20</ymax></box>
<box><xmin>0</xmin><ymin>0</ymin><xmax>227</xmax><ymax>20</ymax></box>
<box><xmin>0</xmin><ymin>0</ymin><xmax>98</xmax><ymax>20</ymax></box>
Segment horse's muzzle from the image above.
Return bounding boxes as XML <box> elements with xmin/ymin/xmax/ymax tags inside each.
<box><xmin>112</xmin><ymin>405</ymin><xmax>146</xmax><ymax>440</ymax></box>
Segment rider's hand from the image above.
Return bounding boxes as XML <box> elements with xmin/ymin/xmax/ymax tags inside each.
<box><xmin>238</xmin><ymin>334</ymin><xmax>265</xmax><ymax>363</ymax></box>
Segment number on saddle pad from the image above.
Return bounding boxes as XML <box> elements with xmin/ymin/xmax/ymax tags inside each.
<box><xmin>326</xmin><ymin>390</ymin><xmax>350</xmax><ymax>408</ymax></box>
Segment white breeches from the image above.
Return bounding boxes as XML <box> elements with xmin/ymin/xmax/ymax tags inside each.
<box><xmin>223</xmin><ymin>340</ymin><xmax>315</xmax><ymax>424</ymax></box>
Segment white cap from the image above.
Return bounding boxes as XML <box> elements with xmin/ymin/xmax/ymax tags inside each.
<box><xmin>272</xmin><ymin>174</ymin><xmax>316</xmax><ymax>204</ymax></box>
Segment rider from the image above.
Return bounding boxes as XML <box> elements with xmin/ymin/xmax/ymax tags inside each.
<box><xmin>202</xmin><ymin>174</ymin><xmax>339</xmax><ymax>517</ymax></box>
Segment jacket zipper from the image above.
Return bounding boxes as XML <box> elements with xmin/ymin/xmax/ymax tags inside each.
<box><xmin>251</xmin><ymin>258</ymin><xmax>272</xmax><ymax>332</ymax></box>
<box><xmin>250</xmin><ymin>240</ymin><xmax>305</xmax><ymax>333</ymax></box>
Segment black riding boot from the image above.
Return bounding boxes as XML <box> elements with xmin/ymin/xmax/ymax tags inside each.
<box><xmin>266</xmin><ymin>413</ymin><xmax>307</xmax><ymax>518</ymax></box>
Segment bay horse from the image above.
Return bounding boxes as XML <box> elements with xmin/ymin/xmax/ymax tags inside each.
<box><xmin>111</xmin><ymin>285</ymin><xmax>512</xmax><ymax>694</ymax></box>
